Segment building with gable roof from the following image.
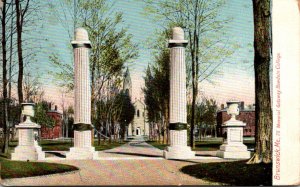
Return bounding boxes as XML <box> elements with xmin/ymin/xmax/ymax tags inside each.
<box><xmin>122</xmin><ymin>68</ymin><xmax>149</xmax><ymax>137</ymax></box>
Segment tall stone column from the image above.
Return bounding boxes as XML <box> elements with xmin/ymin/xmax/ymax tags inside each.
<box><xmin>163</xmin><ymin>27</ymin><xmax>195</xmax><ymax>159</ymax></box>
<box><xmin>66</xmin><ymin>28</ymin><xmax>97</xmax><ymax>159</ymax></box>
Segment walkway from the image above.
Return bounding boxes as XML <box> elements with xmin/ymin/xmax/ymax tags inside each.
<box><xmin>2</xmin><ymin>137</ymin><xmax>224</xmax><ymax>186</ymax></box>
<box><xmin>95</xmin><ymin>136</ymin><xmax>163</xmax><ymax>160</ymax></box>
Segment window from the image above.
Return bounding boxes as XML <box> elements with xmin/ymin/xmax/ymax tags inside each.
<box><xmin>137</xmin><ymin>110</ymin><xmax>140</xmax><ymax>117</ymax></box>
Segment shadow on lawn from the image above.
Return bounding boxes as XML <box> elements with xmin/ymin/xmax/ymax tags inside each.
<box><xmin>105</xmin><ymin>151</ymin><xmax>162</xmax><ymax>158</ymax></box>
<box><xmin>180</xmin><ymin>160</ymin><xmax>272</xmax><ymax>186</ymax></box>
<box><xmin>45</xmin><ymin>152</ymin><xmax>66</xmax><ymax>158</ymax></box>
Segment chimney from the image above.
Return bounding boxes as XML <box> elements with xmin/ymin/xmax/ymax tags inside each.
<box><xmin>221</xmin><ymin>104</ymin><xmax>224</xmax><ymax>110</ymax></box>
<box><xmin>49</xmin><ymin>103</ymin><xmax>52</xmax><ymax>110</ymax></box>
<box><xmin>240</xmin><ymin>102</ymin><xmax>245</xmax><ymax>110</ymax></box>
<box><xmin>55</xmin><ymin>105</ymin><xmax>57</xmax><ymax>111</ymax></box>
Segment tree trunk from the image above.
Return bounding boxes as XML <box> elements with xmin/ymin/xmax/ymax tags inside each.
<box><xmin>8</xmin><ymin>1</ymin><xmax>13</xmax><ymax>141</ymax></box>
<box><xmin>15</xmin><ymin>0</ymin><xmax>24</xmax><ymax>105</ymax></box>
<box><xmin>158</xmin><ymin>122</ymin><xmax>161</xmax><ymax>143</ymax></box>
<box><xmin>97</xmin><ymin>125</ymin><xmax>101</xmax><ymax>146</ymax></box>
<box><xmin>248</xmin><ymin>0</ymin><xmax>272</xmax><ymax>164</ymax></box>
<box><xmin>1</xmin><ymin>0</ymin><xmax>9</xmax><ymax>154</ymax></box>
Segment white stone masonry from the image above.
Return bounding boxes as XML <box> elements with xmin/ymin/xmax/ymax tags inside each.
<box><xmin>163</xmin><ymin>27</ymin><xmax>195</xmax><ymax>160</ymax></box>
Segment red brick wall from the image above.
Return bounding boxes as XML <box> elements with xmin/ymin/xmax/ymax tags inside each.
<box><xmin>40</xmin><ymin>111</ymin><xmax>62</xmax><ymax>139</ymax></box>
<box><xmin>217</xmin><ymin>110</ymin><xmax>255</xmax><ymax>137</ymax></box>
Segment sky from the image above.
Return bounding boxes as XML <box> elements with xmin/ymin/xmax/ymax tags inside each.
<box><xmin>27</xmin><ymin>0</ymin><xmax>254</xmax><ymax>111</ymax></box>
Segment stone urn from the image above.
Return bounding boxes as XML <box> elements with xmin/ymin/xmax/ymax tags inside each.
<box><xmin>216</xmin><ymin>101</ymin><xmax>250</xmax><ymax>159</ymax></box>
<box><xmin>11</xmin><ymin>103</ymin><xmax>45</xmax><ymax>161</ymax></box>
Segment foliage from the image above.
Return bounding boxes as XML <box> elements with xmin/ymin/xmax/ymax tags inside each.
<box><xmin>23</xmin><ymin>72</ymin><xmax>44</xmax><ymax>103</ymax></box>
<box><xmin>48</xmin><ymin>0</ymin><xmax>138</xmax><ymax>97</ymax></box>
<box><xmin>143</xmin><ymin>38</ymin><xmax>170</xmax><ymax>143</ymax></box>
<box><xmin>143</xmin><ymin>0</ymin><xmax>238</xmax><ymax>147</ymax></box>
<box><xmin>116</xmin><ymin>91</ymin><xmax>135</xmax><ymax>127</ymax></box>
<box><xmin>48</xmin><ymin>54</ymin><xmax>74</xmax><ymax>91</ymax></box>
<box><xmin>32</xmin><ymin>101</ymin><xmax>55</xmax><ymax>128</ymax></box>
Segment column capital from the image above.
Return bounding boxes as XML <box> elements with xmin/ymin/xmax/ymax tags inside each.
<box><xmin>168</xmin><ymin>40</ymin><xmax>188</xmax><ymax>48</ymax></box>
<box><xmin>169</xmin><ymin>123</ymin><xmax>187</xmax><ymax>130</ymax></box>
<box><xmin>71</xmin><ymin>41</ymin><xmax>91</xmax><ymax>48</ymax></box>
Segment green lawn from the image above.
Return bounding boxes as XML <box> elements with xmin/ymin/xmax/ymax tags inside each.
<box><xmin>147</xmin><ymin>139</ymin><xmax>255</xmax><ymax>152</ymax></box>
<box><xmin>8</xmin><ymin>139</ymin><xmax>126</xmax><ymax>152</ymax></box>
<box><xmin>180</xmin><ymin>160</ymin><xmax>272</xmax><ymax>186</ymax></box>
<box><xmin>94</xmin><ymin>141</ymin><xmax>126</xmax><ymax>151</ymax></box>
<box><xmin>0</xmin><ymin>139</ymin><xmax>125</xmax><ymax>179</ymax></box>
<box><xmin>0</xmin><ymin>157</ymin><xmax>78</xmax><ymax>179</ymax></box>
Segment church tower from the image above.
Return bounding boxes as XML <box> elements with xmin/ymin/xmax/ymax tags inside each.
<box><xmin>123</xmin><ymin>67</ymin><xmax>132</xmax><ymax>98</ymax></box>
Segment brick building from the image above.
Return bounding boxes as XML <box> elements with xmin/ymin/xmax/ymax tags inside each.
<box><xmin>217</xmin><ymin>102</ymin><xmax>255</xmax><ymax>137</ymax></box>
<box><xmin>40</xmin><ymin>106</ymin><xmax>63</xmax><ymax>139</ymax></box>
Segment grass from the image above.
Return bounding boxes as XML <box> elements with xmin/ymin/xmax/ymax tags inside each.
<box><xmin>1</xmin><ymin>139</ymin><xmax>126</xmax><ymax>160</ymax></box>
<box><xmin>8</xmin><ymin>139</ymin><xmax>126</xmax><ymax>152</ymax></box>
<box><xmin>94</xmin><ymin>141</ymin><xmax>126</xmax><ymax>151</ymax></box>
<box><xmin>0</xmin><ymin>139</ymin><xmax>125</xmax><ymax>179</ymax></box>
<box><xmin>147</xmin><ymin>139</ymin><xmax>255</xmax><ymax>152</ymax></box>
<box><xmin>40</xmin><ymin>140</ymin><xmax>73</xmax><ymax>151</ymax></box>
<box><xmin>180</xmin><ymin>160</ymin><xmax>272</xmax><ymax>186</ymax></box>
<box><xmin>0</xmin><ymin>156</ymin><xmax>78</xmax><ymax>179</ymax></box>
<box><xmin>147</xmin><ymin>141</ymin><xmax>168</xmax><ymax>150</ymax></box>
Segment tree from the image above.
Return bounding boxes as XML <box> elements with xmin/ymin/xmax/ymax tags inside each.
<box><xmin>48</xmin><ymin>0</ymin><xmax>138</xmax><ymax>130</ymax></box>
<box><xmin>188</xmin><ymin>97</ymin><xmax>217</xmax><ymax>140</ymax></box>
<box><xmin>116</xmin><ymin>91</ymin><xmax>135</xmax><ymax>140</ymax></box>
<box><xmin>15</xmin><ymin>0</ymin><xmax>31</xmax><ymax>104</ymax></box>
<box><xmin>1</xmin><ymin>0</ymin><xmax>10</xmax><ymax>154</ymax></box>
<box><xmin>143</xmin><ymin>65</ymin><xmax>160</xmax><ymax>141</ymax></box>
<box><xmin>144</xmin><ymin>0</ymin><xmax>236</xmax><ymax>148</ymax></box>
<box><xmin>32</xmin><ymin>101</ymin><xmax>55</xmax><ymax>128</ymax></box>
<box><xmin>248</xmin><ymin>0</ymin><xmax>272</xmax><ymax>164</ymax></box>
<box><xmin>143</xmin><ymin>44</ymin><xmax>170</xmax><ymax>144</ymax></box>
<box><xmin>23</xmin><ymin>72</ymin><xmax>44</xmax><ymax>103</ymax></box>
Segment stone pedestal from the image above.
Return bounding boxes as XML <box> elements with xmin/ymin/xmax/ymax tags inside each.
<box><xmin>163</xmin><ymin>27</ymin><xmax>195</xmax><ymax>160</ymax></box>
<box><xmin>11</xmin><ymin>103</ymin><xmax>45</xmax><ymax>161</ymax></box>
<box><xmin>66</xmin><ymin>28</ymin><xmax>96</xmax><ymax>160</ymax></box>
<box><xmin>216</xmin><ymin>101</ymin><xmax>250</xmax><ymax>159</ymax></box>
<box><xmin>33</xmin><ymin>130</ymin><xmax>45</xmax><ymax>160</ymax></box>
<box><xmin>66</xmin><ymin>131</ymin><xmax>97</xmax><ymax>159</ymax></box>
<box><xmin>164</xmin><ymin>130</ymin><xmax>195</xmax><ymax>159</ymax></box>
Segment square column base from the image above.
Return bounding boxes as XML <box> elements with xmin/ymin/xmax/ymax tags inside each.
<box><xmin>66</xmin><ymin>147</ymin><xmax>98</xmax><ymax>160</ymax></box>
<box><xmin>11</xmin><ymin>145</ymin><xmax>44</xmax><ymax>161</ymax></box>
<box><xmin>163</xmin><ymin>145</ymin><xmax>195</xmax><ymax>160</ymax></box>
<box><xmin>66</xmin><ymin>130</ymin><xmax>98</xmax><ymax>160</ymax></box>
<box><xmin>216</xmin><ymin>144</ymin><xmax>250</xmax><ymax>159</ymax></box>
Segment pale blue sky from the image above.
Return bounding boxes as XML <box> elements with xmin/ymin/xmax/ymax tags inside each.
<box><xmin>27</xmin><ymin>0</ymin><xmax>254</xmax><ymax>108</ymax></box>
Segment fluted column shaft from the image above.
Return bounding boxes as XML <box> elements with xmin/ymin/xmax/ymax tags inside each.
<box><xmin>74</xmin><ymin>47</ymin><xmax>91</xmax><ymax>125</ymax></box>
<box><xmin>164</xmin><ymin>27</ymin><xmax>195</xmax><ymax>159</ymax></box>
<box><xmin>169</xmin><ymin>47</ymin><xmax>187</xmax><ymax>124</ymax></box>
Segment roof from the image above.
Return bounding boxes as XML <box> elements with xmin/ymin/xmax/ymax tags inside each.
<box><xmin>47</xmin><ymin>110</ymin><xmax>63</xmax><ymax>115</ymax></box>
<box><xmin>133</xmin><ymin>99</ymin><xmax>145</xmax><ymax>106</ymax></box>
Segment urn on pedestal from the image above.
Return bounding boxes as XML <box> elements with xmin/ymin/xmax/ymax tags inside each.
<box><xmin>11</xmin><ymin>103</ymin><xmax>45</xmax><ymax>161</ymax></box>
<box><xmin>216</xmin><ymin>101</ymin><xmax>251</xmax><ymax>159</ymax></box>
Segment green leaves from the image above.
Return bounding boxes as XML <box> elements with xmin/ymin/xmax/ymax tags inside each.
<box><xmin>32</xmin><ymin>101</ymin><xmax>55</xmax><ymax>128</ymax></box>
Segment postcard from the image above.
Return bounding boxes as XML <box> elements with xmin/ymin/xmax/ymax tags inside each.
<box><xmin>0</xmin><ymin>0</ymin><xmax>299</xmax><ymax>186</ymax></box>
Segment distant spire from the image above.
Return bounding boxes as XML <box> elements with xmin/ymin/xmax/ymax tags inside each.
<box><xmin>124</xmin><ymin>67</ymin><xmax>130</xmax><ymax>77</ymax></box>
<box><xmin>123</xmin><ymin>67</ymin><xmax>132</xmax><ymax>98</ymax></box>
